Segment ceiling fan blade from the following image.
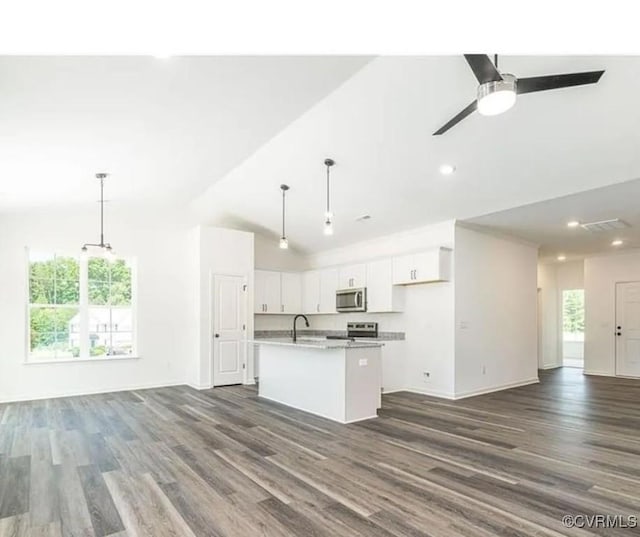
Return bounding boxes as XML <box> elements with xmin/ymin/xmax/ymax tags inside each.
<box><xmin>516</xmin><ymin>70</ymin><xmax>605</xmax><ymax>95</ymax></box>
<box><xmin>433</xmin><ymin>100</ymin><xmax>478</xmax><ymax>135</ymax></box>
<box><xmin>464</xmin><ymin>54</ymin><xmax>503</xmax><ymax>84</ymax></box>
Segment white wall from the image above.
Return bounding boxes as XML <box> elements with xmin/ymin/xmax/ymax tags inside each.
<box><xmin>454</xmin><ymin>226</ymin><xmax>539</xmax><ymax>398</ymax></box>
<box><xmin>537</xmin><ymin>260</ymin><xmax>584</xmax><ymax>369</ymax></box>
<box><xmin>0</xmin><ymin>206</ymin><xmax>193</xmax><ymax>402</ymax></box>
<box><xmin>190</xmin><ymin>226</ymin><xmax>255</xmax><ymax>388</ymax></box>
<box><xmin>254</xmin><ymin>233</ymin><xmax>308</xmax><ymax>272</ymax></box>
<box><xmin>584</xmin><ymin>250</ymin><xmax>640</xmax><ymax>376</ymax></box>
<box><xmin>537</xmin><ymin>263</ymin><xmax>559</xmax><ymax>369</ymax></box>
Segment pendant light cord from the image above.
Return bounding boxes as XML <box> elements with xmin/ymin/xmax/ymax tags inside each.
<box><xmin>326</xmin><ymin>164</ymin><xmax>330</xmax><ymax>216</ymax></box>
<box><xmin>282</xmin><ymin>187</ymin><xmax>286</xmax><ymax>237</ymax></box>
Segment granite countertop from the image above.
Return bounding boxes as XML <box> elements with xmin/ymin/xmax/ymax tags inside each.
<box><xmin>254</xmin><ymin>329</ymin><xmax>405</xmax><ymax>341</ymax></box>
<box><xmin>250</xmin><ymin>337</ymin><xmax>385</xmax><ymax>349</ymax></box>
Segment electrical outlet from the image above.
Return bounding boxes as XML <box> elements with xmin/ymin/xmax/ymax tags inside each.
<box><xmin>423</xmin><ymin>371</ymin><xmax>430</xmax><ymax>382</ymax></box>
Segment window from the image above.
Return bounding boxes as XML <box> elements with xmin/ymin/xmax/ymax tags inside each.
<box><xmin>28</xmin><ymin>250</ymin><xmax>135</xmax><ymax>361</ymax></box>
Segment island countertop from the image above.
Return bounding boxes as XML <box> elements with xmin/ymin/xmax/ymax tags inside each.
<box><xmin>251</xmin><ymin>337</ymin><xmax>384</xmax><ymax>349</ymax></box>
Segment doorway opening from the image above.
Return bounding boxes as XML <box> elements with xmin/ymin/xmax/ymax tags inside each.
<box><xmin>562</xmin><ymin>289</ymin><xmax>584</xmax><ymax>368</ymax></box>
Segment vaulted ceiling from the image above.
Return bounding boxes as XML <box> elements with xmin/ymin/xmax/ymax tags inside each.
<box><xmin>3</xmin><ymin>55</ymin><xmax>640</xmax><ymax>257</ymax></box>
<box><xmin>193</xmin><ymin>55</ymin><xmax>640</xmax><ymax>253</ymax></box>
<box><xmin>0</xmin><ymin>55</ymin><xmax>371</xmax><ymax>209</ymax></box>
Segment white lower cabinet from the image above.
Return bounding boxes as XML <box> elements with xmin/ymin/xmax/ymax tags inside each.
<box><xmin>380</xmin><ymin>340</ymin><xmax>406</xmax><ymax>393</ymax></box>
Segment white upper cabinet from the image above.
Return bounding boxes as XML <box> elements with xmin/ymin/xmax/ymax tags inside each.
<box><xmin>254</xmin><ymin>270</ymin><xmax>282</xmax><ymax>313</ymax></box>
<box><xmin>338</xmin><ymin>264</ymin><xmax>366</xmax><ymax>290</ymax></box>
<box><xmin>392</xmin><ymin>248</ymin><xmax>452</xmax><ymax>285</ymax></box>
<box><xmin>302</xmin><ymin>270</ymin><xmax>321</xmax><ymax>314</ymax></box>
<box><xmin>366</xmin><ymin>259</ymin><xmax>404</xmax><ymax>312</ymax></box>
<box><xmin>280</xmin><ymin>272</ymin><xmax>302</xmax><ymax>314</ymax></box>
<box><xmin>302</xmin><ymin>268</ymin><xmax>339</xmax><ymax>314</ymax></box>
<box><xmin>319</xmin><ymin>268</ymin><xmax>339</xmax><ymax>313</ymax></box>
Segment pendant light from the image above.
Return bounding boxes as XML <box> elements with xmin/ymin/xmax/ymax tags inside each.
<box><xmin>81</xmin><ymin>173</ymin><xmax>115</xmax><ymax>260</ymax></box>
<box><xmin>279</xmin><ymin>184</ymin><xmax>290</xmax><ymax>249</ymax></box>
<box><xmin>324</xmin><ymin>158</ymin><xmax>335</xmax><ymax>236</ymax></box>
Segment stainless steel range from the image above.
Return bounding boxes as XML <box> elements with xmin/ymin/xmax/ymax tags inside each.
<box><xmin>326</xmin><ymin>322</ymin><xmax>378</xmax><ymax>341</ymax></box>
<box><xmin>347</xmin><ymin>322</ymin><xmax>378</xmax><ymax>338</ymax></box>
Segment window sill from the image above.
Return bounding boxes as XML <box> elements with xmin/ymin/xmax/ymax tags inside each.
<box><xmin>24</xmin><ymin>355</ymin><xmax>141</xmax><ymax>365</ymax></box>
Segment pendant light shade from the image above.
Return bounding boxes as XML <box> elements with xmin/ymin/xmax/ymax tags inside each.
<box><xmin>324</xmin><ymin>158</ymin><xmax>335</xmax><ymax>236</ymax></box>
<box><xmin>81</xmin><ymin>173</ymin><xmax>115</xmax><ymax>259</ymax></box>
<box><xmin>279</xmin><ymin>184</ymin><xmax>289</xmax><ymax>249</ymax></box>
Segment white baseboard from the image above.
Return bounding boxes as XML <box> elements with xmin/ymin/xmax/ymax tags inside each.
<box><xmin>0</xmin><ymin>380</ymin><xmax>185</xmax><ymax>404</ymax></box>
<box><xmin>583</xmin><ymin>370</ymin><xmax>615</xmax><ymax>377</ymax></box>
<box><xmin>539</xmin><ymin>364</ymin><xmax>562</xmax><ymax>370</ymax></box>
<box><xmin>453</xmin><ymin>377</ymin><xmax>539</xmax><ymax>400</ymax></box>
<box><xmin>186</xmin><ymin>383</ymin><xmax>213</xmax><ymax>390</ymax></box>
<box><xmin>402</xmin><ymin>387</ymin><xmax>456</xmax><ymax>400</ymax></box>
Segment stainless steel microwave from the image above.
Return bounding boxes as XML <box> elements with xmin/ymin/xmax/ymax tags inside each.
<box><xmin>336</xmin><ymin>288</ymin><xmax>367</xmax><ymax>312</ymax></box>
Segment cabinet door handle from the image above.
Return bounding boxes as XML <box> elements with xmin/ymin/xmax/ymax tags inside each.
<box><xmin>281</xmin><ymin>304</ymin><xmax>284</xmax><ymax>313</ymax></box>
<box><xmin>264</xmin><ymin>304</ymin><xmax>267</xmax><ymax>312</ymax></box>
<box><xmin>317</xmin><ymin>303</ymin><xmax>320</xmax><ymax>313</ymax></box>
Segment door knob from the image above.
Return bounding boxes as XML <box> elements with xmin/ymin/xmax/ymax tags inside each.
<box><xmin>617</xmin><ymin>332</ymin><xmax>622</xmax><ymax>336</ymax></box>
<box><xmin>214</xmin><ymin>333</ymin><xmax>220</xmax><ymax>338</ymax></box>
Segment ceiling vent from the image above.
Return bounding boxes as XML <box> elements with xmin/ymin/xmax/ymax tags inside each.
<box><xmin>580</xmin><ymin>218</ymin><xmax>629</xmax><ymax>233</ymax></box>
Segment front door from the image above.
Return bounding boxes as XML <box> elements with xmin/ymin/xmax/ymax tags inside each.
<box><xmin>212</xmin><ymin>274</ymin><xmax>246</xmax><ymax>386</ymax></box>
<box><xmin>616</xmin><ymin>281</ymin><xmax>640</xmax><ymax>378</ymax></box>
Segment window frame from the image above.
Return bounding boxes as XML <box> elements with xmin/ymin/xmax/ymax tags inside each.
<box><xmin>25</xmin><ymin>247</ymin><xmax>138</xmax><ymax>363</ymax></box>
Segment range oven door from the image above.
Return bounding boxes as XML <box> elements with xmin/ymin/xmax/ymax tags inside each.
<box><xmin>336</xmin><ymin>288</ymin><xmax>367</xmax><ymax>312</ymax></box>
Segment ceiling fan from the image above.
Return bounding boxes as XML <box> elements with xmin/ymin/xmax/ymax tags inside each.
<box><xmin>433</xmin><ymin>54</ymin><xmax>605</xmax><ymax>135</ymax></box>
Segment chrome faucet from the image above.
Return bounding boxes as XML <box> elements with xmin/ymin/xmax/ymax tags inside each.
<box><xmin>292</xmin><ymin>314</ymin><xmax>309</xmax><ymax>342</ymax></box>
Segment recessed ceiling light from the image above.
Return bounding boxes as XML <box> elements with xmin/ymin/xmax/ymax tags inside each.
<box><xmin>612</xmin><ymin>239</ymin><xmax>623</xmax><ymax>246</ymax></box>
<box><xmin>557</xmin><ymin>255</ymin><xmax>566</xmax><ymax>261</ymax></box>
<box><xmin>567</xmin><ymin>221</ymin><xmax>580</xmax><ymax>228</ymax></box>
<box><xmin>439</xmin><ymin>164</ymin><xmax>456</xmax><ymax>176</ymax></box>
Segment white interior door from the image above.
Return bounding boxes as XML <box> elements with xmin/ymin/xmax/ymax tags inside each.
<box><xmin>212</xmin><ymin>274</ymin><xmax>246</xmax><ymax>386</ymax></box>
<box><xmin>616</xmin><ymin>281</ymin><xmax>640</xmax><ymax>378</ymax></box>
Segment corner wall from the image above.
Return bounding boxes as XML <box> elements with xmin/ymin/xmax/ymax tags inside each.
<box><xmin>454</xmin><ymin>225</ymin><xmax>539</xmax><ymax>398</ymax></box>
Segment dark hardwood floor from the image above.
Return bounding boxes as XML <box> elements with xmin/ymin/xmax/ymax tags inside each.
<box><xmin>1</xmin><ymin>367</ymin><xmax>640</xmax><ymax>536</ymax></box>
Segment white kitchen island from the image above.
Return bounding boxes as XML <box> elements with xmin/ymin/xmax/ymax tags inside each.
<box><xmin>252</xmin><ymin>338</ymin><xmax>383</xmax><ymax>423</ymax></box>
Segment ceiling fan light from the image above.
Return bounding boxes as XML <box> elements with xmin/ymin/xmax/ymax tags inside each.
<box><xmin>279</xmin><ymin>237</ymin><xmax>289</xmax><ymax>249</ymax></box>
<box><xmin>477</xmin><ymin>74</ymin><xmax>517</xmax><ymax>116</ymax></box>
<box><xmin>324</xmin><ymin>219</ymin><xmax>334</xmax><ymax>236</ymax></box>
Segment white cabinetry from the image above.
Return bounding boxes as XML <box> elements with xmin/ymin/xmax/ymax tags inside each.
<box><xmin>338</xmin><ymin>264</ymin><xmax>366</xmax><ymax>289</ymax></box>
<box><xmin>280</xmin><ymin>272</ymin><xmax>302</xmax><ymax>314</ymax></box>
<box><xmin>380</xmin><ymin>340</ymin><xmax>406</xmax><ymax>393</ymax></box>
<box><xmin>302</xmin><ymin>271</ymin><xmax>321</xmax><ymax>314</ymax></box>
<box><xmin>255</xmin><ymin>270</ymin><xmax>301</xmax><ymax>314</ymax></box>
<box><xmin>366</xmin><ymin>259</ymin><xmax>404</xmax><ymax>312</ymax></box>
<box><xmin>254</xmin><ymin>270</ymin><xmax>282</xmax><ymax>313</ymax></box>
<box><xmin>392</xmin><ymin>248</ymin><xmax>451</xmax><ymax>285</ymax></box>
<box><xmin>319</xmin><ymin>268</ymin><xmax>339</xmax><ymax>313</ymax></box>
<box><xmin>302</xmin><ymin>268</ymin><xmax>339</xmax><ymax>314</ymax></box>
